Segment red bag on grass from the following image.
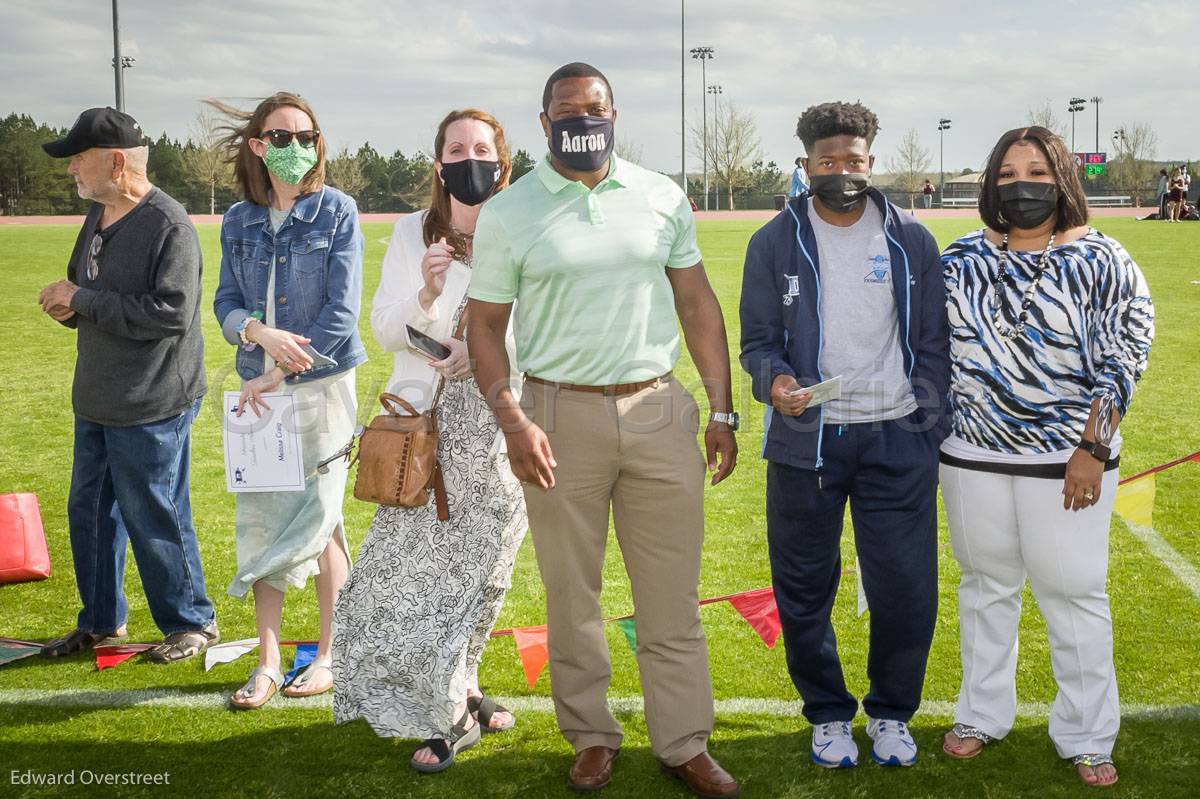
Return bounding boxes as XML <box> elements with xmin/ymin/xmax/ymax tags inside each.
<box><xmin>0</xmin><ymin>493</ymin><xmax>51</xmax><ymax>584</ymax></box>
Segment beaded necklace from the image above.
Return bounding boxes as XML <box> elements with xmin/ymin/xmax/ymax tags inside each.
<box><xmin>992</xmin><ymin>232</ymin><xmax>1055</xmax><ymax>339</ymax></box>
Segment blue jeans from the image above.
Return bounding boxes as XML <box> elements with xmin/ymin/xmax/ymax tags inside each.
<box><xmin>67</xmin><ymin>397</ymin><xmax>215</xmax><ymax>635</ymax></box>
<box><xmin>765</xmin><ymin>416</ymin><xmax>940</xmax><ymax>724</ymax></box>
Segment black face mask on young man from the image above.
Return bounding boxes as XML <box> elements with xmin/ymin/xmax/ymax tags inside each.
<box><xmin>998</xmin><ymin>181</ymin><xmax>1058</xmax><ymax>230</ymax></box>
<box><xmin>549</xmin><ymin>115</ymin><xmax>615</xmax><ymax>172</ymax></box>
<box><xmin>439</xmin><ymin>158</ymin><xmax>501</xmax><ymax>206</ymax></box>
<box><xmin>809</xmin><ymin>172</ymin><xmax>872</xmax><ymax>213</ymax></box>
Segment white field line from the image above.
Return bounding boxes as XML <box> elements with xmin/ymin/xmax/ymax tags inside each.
<box><xmin>1122</xmin><ymin>520</ymin><xmax>1200</xmax><ymax>600</ymax></box>
<box><xmin>1</xmin><ymin>689</ymin><xmax>1197</xmax><ymax>722</ymax></box>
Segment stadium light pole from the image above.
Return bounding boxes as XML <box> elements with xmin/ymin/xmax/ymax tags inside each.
<box><xmin>112</xmin><ymin>0</ymin><xmax>124</xmax><ymax>111</ymax></box>
<box><xmin>937</xmin><ymin>118</ymin><xmax>951</xmax><ymax>207</ymax></box>
<box><xmin>690</xmin><ymin>47</ymin><xmax>714</xmax><ymax>210</ymax></box>
<box><xmin>680</xmin><ymin>0</ymin><xmax>686</xmax><ymax>193</ymax></box>
<box><xmin>1068</xmin><ymin>97</ymin><xmax>1087</xmax><ymax>153</ymax></box>
<box><xmin>1091</xmin><ymin>96</ymin><xmax>1103</xmax><ymax>152</ymax></box>
<box><xmin>709</xmin><ymin>85</ymin><xmax>723</xmax><ymax>210</ymax></box>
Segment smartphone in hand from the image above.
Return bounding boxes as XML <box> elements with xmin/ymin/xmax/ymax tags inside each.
<box><xmin>405</xmin><ymin>324</ymin><xmax>452</xmax><ymax>361</ymax></box>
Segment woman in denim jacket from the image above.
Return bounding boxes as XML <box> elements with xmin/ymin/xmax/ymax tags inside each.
<box><xmin>210</xmin><ymin>91</ymin><xmax>365</xmax><ymax>709</ymax></box>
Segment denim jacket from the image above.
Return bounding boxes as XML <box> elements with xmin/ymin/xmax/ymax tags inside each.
<box><xmin>214</xmin><ymin>186</ymin><xmax>367</xmax><ymax>383</ymax></box>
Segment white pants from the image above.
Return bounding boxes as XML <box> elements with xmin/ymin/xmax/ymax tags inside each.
<box><xmin>940</xmin><ymin>464</ymin><xmax>1121</xmax><ymax>757</ymax></box>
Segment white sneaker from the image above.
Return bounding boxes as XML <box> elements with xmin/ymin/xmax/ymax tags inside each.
<box><xmin>811</xmin><ymin>721</ymin><xmax>858</xmax><ymax>768</ymax></box>
<box><xmin>866</xmin><ymin>717</ymin><xmax>917</xmax><ymax>766</ymax></box>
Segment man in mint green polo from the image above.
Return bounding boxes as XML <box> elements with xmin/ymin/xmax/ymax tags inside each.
<box><xmin>468</xmin><ymin>62</ymin><xmax>741</xmax><ymax>798</ymax></box>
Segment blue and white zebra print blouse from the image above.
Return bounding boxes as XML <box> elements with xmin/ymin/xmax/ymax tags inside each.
<box><xmin>942</xmin><ymin>229</ymin><xmax>1154</xmax><ymax>456</ymax></box>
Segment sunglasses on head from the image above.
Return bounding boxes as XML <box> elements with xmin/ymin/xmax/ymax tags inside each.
<box><xmin>260</xmin><ymin>129</ymin><xmax>320</xmax><ymax>148</ymax></box>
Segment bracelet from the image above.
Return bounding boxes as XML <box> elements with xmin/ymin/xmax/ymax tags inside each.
<box><xmin>237</xmin><ymin>311</ymin><xmax>265</xmax><ymax>350</ymax></box>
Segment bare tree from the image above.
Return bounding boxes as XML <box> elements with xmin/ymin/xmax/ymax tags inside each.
<box><xmin>885</xmin><ymin>129</ymin><xmax>932</xmax><ymax>210</ymax></box>
<box><xmin>1109</xmin><ymin>123</ymin><xmax>1160</xmax><ymax>206</ymax></box>
<box><xmin>326</xmin><ymin>146</ymin><xmax>368</xmax><ymax>200</ymax></box>
<box><xmin>691</xmin><ymin>100</ymin><xmax>761</xmax><ymax>210</ymax></box>
<box><xmin>615</xmin><ymin>137</ymin><xmax>644</xmax><ymax>165</ymax></box>
<box><xmin>1026</xmin><ymin>100</ymin><xmax>1068</xmax><ymax>141</ymax></box>
<box><xmin>183</xmin><ymin>107</ymin><xmax>231</xmax><ymax>215</ymax></box>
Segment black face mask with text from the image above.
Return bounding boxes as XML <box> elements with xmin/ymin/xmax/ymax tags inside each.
<box><xmin>809</xmin><ymin>172</ymin><xmax>872</xmax><ymax>213</ymax></box>
<box><xmin>439</xmin><ymin>158</ymin><xmax>501</xmax><ymax>206</ymax></box>
<box><xmin>998</xmin><ymin>181</ymin><xmax>1058</xmax><ymax>230</ymax></box>
<box><xmin>549</xmin><ymin>115</ymin><xmax>614</xmax><ymax>172</ymax></box>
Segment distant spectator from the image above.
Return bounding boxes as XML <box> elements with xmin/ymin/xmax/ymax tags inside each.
<box><xmin>789</xmin><ymin>156</ymin><xmax>809</xmax><ymax>198</ymax></box>
<box><xmin>1156</xmin><ymin>169</ymin><xmax>1169</xmax><ymax>218</ymax></box>
<box><xmin>922</xmin><ymin>179</ymin><xmax>935</xmax><ymax>209</ymax></box>
<box><xmin>1167</xmin><ymin>166</ymin><xmax>1186</xmax><ymax>222</ymax></box>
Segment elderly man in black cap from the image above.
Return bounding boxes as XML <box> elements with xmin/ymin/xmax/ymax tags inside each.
<box><xmin>37</xmin><ymin>107</ymin><xmax>218</xmax><ymax>663</ymax></box>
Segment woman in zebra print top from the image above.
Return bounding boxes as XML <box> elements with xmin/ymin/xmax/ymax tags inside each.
<box><xmin>938</xmin><ymin>126</ymin><xmax>1154</xmax><ymax>788</ymax></box>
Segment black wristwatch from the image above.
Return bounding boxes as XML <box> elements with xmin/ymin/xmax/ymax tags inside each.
<box><xmin>710</xmin><ymin>411</ymin><xmax>740</xmax><ymax>431</ymax></box>
<box><xmin>1077</xmin><ymin>437</ymin><xmax>1112</xmax><ymax>462</ymax></box>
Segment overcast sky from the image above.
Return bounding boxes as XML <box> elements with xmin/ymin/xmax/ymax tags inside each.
<box><xmin>4</xmin><ymin>1</ymin><xmax>1197</xmax><ymax>175</ymax></box>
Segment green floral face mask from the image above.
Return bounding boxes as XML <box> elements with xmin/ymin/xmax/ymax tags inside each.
<box><xmin>263</xmin><ymin>140</ymin><xmax>318</xmax><ymax>185</ymax></box>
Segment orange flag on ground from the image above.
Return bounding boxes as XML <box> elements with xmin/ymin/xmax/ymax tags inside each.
<box><xmin>95</xmin><ymin>644</ymin><xmax>154</xmax><ymax>671</ymax></box>
<box><xmin>512</xmin><ymin>625</ymin><xmax>549</xmax><ymax>688</ymax></box>
<box><xmin>727</xmin><ymin>588</ymin><xmax>782</xmax><ymax>648</ymax></box>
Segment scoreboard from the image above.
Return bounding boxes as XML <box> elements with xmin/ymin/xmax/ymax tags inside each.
<box><xmin>1074</xmin><ymin>152</ymin><xmax>1107</xmax><ymax>177</ymax></box>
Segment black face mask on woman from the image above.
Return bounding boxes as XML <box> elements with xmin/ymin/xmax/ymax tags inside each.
<box><xmin>809</xmin><ymin>172</ymin><xmax>872</xmax><ymax>213</ymax></box>
<box><xmin>998</xmin><ymin>181</ymin><xmax>1058</xmax><ymax>229</ymax></box>
<box><xmin>439</xmin><ymin>158</ymin><xmax>501</xmax><ymax>206</ymax></box>
<box><xmin>549</xmin><ymin>115</ymin><xmax>615</xmax><ymax>172</ymax></box>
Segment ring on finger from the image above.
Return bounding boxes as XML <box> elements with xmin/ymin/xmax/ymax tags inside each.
<box><xmin>1083</xmin><ymin>488</ymin><xmax>1096</xmax><ymax>500</ymax></box>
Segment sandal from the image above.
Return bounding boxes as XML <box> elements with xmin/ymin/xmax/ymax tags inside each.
<box><xmin>283</xmin><ymin>655</ymin><xmax>333</xmax><ymax>698</ymax></box>
<box><xmin>943</xmin><ymin>723</ymin><xmax>993</xmax><ymax>759</ymax></box>
<box><xmin>468</xmin><ymin>693</ymin><xmax>515</xmax><ymax>733</ymax></box>
<box><xmin>145</xmin><ymin>624</ymin><xmax>219</xmax><ymax>664</ymax></box>
<box><xmin>410</xmin><ymin>708</ymin><xmax>481</xmax><ymax>773</ymax></box>
<box><xmin>229</xmin><ymin>665</ymin><xmax>284</xmax><ymax>710</ymax></box>
<box><xmin>1073</xmin><ymin>754</ymin><xmax>1119</xmax><ymax>788</ymax></box>
<box><xmin>40</xmin><ymin>627</ymin><xmax>128</xmax><ymax>658</ymax></box>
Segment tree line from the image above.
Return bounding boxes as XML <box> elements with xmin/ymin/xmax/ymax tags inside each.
<box><xmin>1</xmin><ymin>104</ymin><xmax>1167</xmax><ymax>216</ymax></box>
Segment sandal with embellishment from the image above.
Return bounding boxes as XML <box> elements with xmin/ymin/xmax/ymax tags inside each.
<box><xmin>1073</xmin><ymin>754</ymin><xmax>1118</xmax><ymax>787</ymax></box>
<box><xmin>229</xmin><ymin>665</ymin><xmax>284</xmax><ymax>710</ymax></box>
<box><xmin>943</xmin><ymin>723</ymin><xmax>993</xmax><ymax>759</ymax></box>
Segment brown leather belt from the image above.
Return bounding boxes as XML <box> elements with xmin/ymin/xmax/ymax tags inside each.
<box><xmin>524</xmin><ymin>372</ymin><xmax>672</xmax><ymax>396</ymax></box>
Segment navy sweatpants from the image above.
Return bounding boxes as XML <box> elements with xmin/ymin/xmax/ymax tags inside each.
<box><xmin>766</xmin><ymin>416</ymin><xmax>940</xmax><ymax>724</ymax></box>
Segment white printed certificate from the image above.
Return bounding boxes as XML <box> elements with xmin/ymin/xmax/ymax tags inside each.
<box><xmin>787</xmin><ymin>375</ymin><xmax>843</xmax><ymax>407</ymax></box>
<box><xmin>222</xmin><ymin>391</ymin><xmax>305</xmax><ymax>493</ymax></box>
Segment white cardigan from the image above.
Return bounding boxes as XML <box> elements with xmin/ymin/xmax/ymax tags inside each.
<box><xmin>370</xmin><ymin>210</ymin><xmax>518</xmax><ymax>413</ymax></box>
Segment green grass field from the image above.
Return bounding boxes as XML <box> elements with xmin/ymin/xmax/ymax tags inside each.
<box><xmin>1</xmin><ymin>217</ymin><xmax>1197</xmax><ymax>798</ymax></box>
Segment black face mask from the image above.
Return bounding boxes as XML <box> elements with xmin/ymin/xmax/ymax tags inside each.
<box><xmin>549</xmin><ymin>115</ymin><xmax>614</xmax><ymax>172</ymax></box>
<box><xmin>998</xmin><ymin>181</ymin><xmax>1058</xmax><ymax>230</ymax></box>
<box><xmin>809</xmin><ymin>172</ymin><xmax>872</xmax><ymax>213</ymax></box>
<box><xmin>439</xmin><ymin>158</ymin><xmax>501</xmax><ymax>206</ymax></box>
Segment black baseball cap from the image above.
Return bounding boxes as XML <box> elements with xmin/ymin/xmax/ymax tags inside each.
<box><xmin>42</xmin><ymin>107</ymin><xmax>151</xmax><ymax>158</ymax></box>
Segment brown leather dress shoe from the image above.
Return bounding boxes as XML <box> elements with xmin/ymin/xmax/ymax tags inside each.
<box><xmin>568</xmin><ymin>746</ymin><xmax>619</xmax><ymax>792</ymax></box>
<box><xmin>662</xmin><ymin>752</ymin><xmax>741</xmax><ymax>798</ymax></box>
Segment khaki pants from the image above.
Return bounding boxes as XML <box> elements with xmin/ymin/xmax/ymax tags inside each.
<box><xmin>521</xmin><ymin>376</ymin><xmax>715</xmax><ymax>766</ymax></box>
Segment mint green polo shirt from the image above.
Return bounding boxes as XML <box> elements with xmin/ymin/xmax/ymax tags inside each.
<box><xmin>468</xmin><ymin>154</ymin><xmax>702</xmax><ymax>385</ymax></box>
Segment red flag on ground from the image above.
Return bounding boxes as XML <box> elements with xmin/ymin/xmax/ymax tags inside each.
<box><xmin>512</xmin><ymin>625</ymin><xmax>549</xmax><ymax>688</ymax></box>
<box><xmin>727</xmin><ymin>588</ymin><xmax>782</xmax><ymax>648</ymax></box>
<box><xmin>95</xmin><ymin>644</ymin><xmax>154</xmax><ymax>671</ymax></box>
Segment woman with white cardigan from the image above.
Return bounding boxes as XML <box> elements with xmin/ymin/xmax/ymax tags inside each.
<box><xmin>332</xmin><ymin>109</ymin><xmax>526</xmax><ymax>773</ymax></box>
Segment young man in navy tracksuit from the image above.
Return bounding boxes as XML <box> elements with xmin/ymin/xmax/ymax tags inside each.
<box><xmin>739</xmin><ymin>102</ymin><xmax>950</xmax><ymax>769</ymax></box>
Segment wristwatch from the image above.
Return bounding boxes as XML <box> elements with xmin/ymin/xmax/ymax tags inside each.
<box><xmin>1077</xmin><ymin>437</ymin><xmax>1112</xmax><ymax>462</ymax></box>
<box><xmin>710</xmin><ymin>411</ymin><xmax>740</xmax><ymax>431</ymax></box>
